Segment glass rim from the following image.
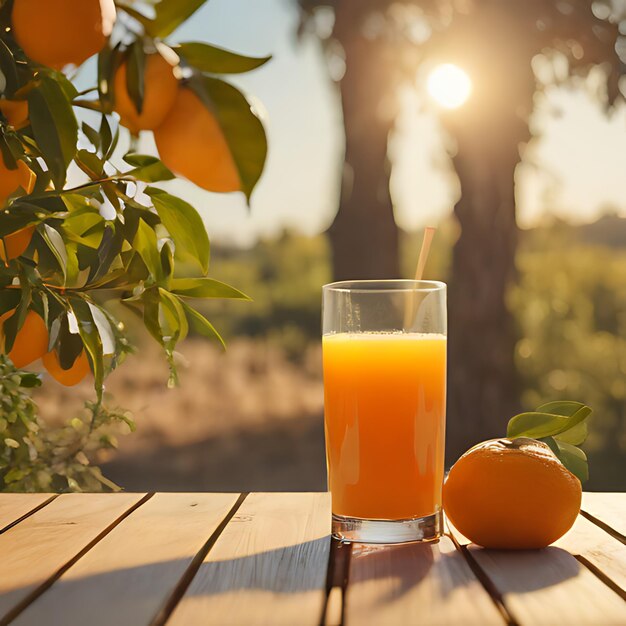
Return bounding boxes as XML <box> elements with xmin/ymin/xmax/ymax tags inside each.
<box><xmin>323</xmin><ymin>279</ymin><xmax>446</xmax><ymax>293</ymax></box>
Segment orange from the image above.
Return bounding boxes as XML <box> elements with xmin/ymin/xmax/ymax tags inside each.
<box><xmin>3</xmin><ymin>310</ymin><xmax>49</xmax><ymax>368</ymax></box>
<box><xmin>154</xmin><ymin>87</ymin><xmax>241</xmax><ymax>193</ymax></box>
<box><xmin>113</xmin><ymin>53</ymin><xmax>178</xmax><ymax>134</ymax></box>
<box><xmin>0</xmin><ymin>225</ymin><xmax>35</xmax><ymax>261</ymax></box>
<box><xmin>0</xmin><ymin>157</ymin><xmax>34</xmax><ymax>206</ymax></box>
<box><xmin>443</xmin><ymin>437</ymin><xmax>581</xmax><ymax>549</ymax></box>
<box><xmin>12</xmin><ymin>0</ymin><xmax>116</xmax><ymax>69</ymax></box>
<box><xmin>42</xmin><ymin>349</ymin><xmax>90</xmax><ymax>386</ymax></box>
<box><xmin>0</xmin><ymin>100</ymin><xmax>29</xmax><ymax>127</ymax></box>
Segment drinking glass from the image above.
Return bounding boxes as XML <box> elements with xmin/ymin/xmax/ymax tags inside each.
<box><xmin>322</xmin><ymin>280</ymin><xmax>447</xmax><ymax>543</ymax></box>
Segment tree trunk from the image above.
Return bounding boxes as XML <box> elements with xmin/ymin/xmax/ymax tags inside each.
<box><xmin>446</xmin><ymin>148</ymin><xmax>522</xmax><ymax>461</ymax></box>
<box><xmin>329</xmin><ymin>16</ymin><xmax>400</xmax><ymax>281</ymax></box>
<box><xmin>442</xmin><ymin>8</ymin><xmax>536</xmax><ymax>462</ymax></box>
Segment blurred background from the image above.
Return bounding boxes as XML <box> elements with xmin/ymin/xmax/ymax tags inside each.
<box><xmin>36</xmin><ymin>0</ymin><xmax>626</xmax><ymax>491</ymax></box>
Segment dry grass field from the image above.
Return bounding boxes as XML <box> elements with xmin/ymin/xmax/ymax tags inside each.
<box><xmin>33</xmin><ymin>338</ymin><xmax>327</xmax><ymax>492</ymax></box>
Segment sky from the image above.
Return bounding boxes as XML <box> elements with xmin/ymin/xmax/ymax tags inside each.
<box><xmin>90</xmin><ymin>0</ymin><xmax>626</xmax><ymax>246</ymax></box>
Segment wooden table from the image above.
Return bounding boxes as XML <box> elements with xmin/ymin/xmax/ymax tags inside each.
<box><xmin>0</xmin><ymin>492</ymin><xmax>623</xmax><ymax>625</ymax></box>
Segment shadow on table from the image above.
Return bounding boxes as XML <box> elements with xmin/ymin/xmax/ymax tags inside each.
<box><xmin>182</xmin><ymin>535</ymin><xmax>331</xmax><ymax>595</ymax></box>
<box><xmin>349</xmin><ymin>541</ymin><xmax>435</xmax><ymax>602</ymax></box>
<box><xmin>465</xmin><ymin>545</ymin><xmax>581</xmax><ymax>592</ymax></box>
<box><xmin>1</xmin><ymin>539</ymin><xmax>582</xmax><ymax>624</ymax></box>
<box><xmin>1</xmin><ymin>537</ymin><xmax>332</xmax><ymax>625</ymax></box>
<box><xmin>346</xmin><ymin>540</ymin><xmax>582</xmax><ymax>608</ymax></box>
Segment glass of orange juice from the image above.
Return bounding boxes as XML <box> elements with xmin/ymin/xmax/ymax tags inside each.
<box><xmin>322</xmin><ymin>280</ymin><xmax>447</xmax><ymax>543</ymax></box>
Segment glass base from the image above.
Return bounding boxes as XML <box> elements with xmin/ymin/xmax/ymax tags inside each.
<box><xmin>332</xmin><ymin>510</ymin><xmax>442</xmax><ymax>544</ymax></box>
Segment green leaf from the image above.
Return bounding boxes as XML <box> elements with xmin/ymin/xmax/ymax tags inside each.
<box><xmin>507</xmin><ymin>412</ymin><xmax>572</xmax><ymax>440</ymax></box>
<box><xmin>146</xmin><ymin>188</ymin><xmax>209</xmax><ymax>273</ymax></box>
<box><xmin>140</xmin><ymin>287</ymin><xmax>179</xmax><ymax>386</ymax></box>
<box><xmin>0</xmin><ymin>39</ymin><xmax>19</xmax><ymax>95</ymax></box>
<box><xmin>554</xmin><ymin>404</ymin><xmax>591</xmax><ymax>434</ymax></box>
<box><xmin>62</xmin><ymin>201</ymin><xmax>104</xmax><ymax>247</ymax></box>
<box><xmin>4</xmin><ymin>466</ymin><xmax>25</xmax><ymax>481</ymax></box>
<box><xmin>40</xmin><ymin>224</ymin><xmax>68</xmax><ymax>280</ymax></box>
<box><xmin>176</xmin><ymin>42</ymin><xmax>271</xmax><ymax>74</ymax></box>
<box><xmin>88</xmin><ymin>303</ymin><xmax>116</xmax><ymax>356</ymax></box>
<box><xmin>75</xmin><ymin>149</ymin><xmax>105</xmax><ymax>178</ymax></box>
<box><xmin>1</xmin><ymin>280</ymin><xmax>32</xmax><ymax>354</ymax></box>
<box><xmin>115</xmin><ymin>3</ymin><xmax>152</xmax><ymax>30</ymax></box>
<box><xmin>191</xmin><ymin>76</ymin><xmax>267</xmax><ymax>200</ymax></box>
<box><xmin>555</xmin><ymin>441</ymin><xmax>589</xmax><ymax>483</ymax></box>
<box><xmin>0</xmin><ymin>290</ymin><xmax>21</xmax><ymax>318</ymax></box>
<box><xmin>87</xmin><ymin>224</ymin><xmax>124</xmax><ymax>283</ymax></box>
<box><xmin>181</xmin><ymin>300</ymin><xmax>225</xmax><ymax>349</ymax></box>
<box><xmin>512</xmin><ymin>400</ymin><xmax>592</xmax><ymax>483</ymax></box>
<box><xmin>27</xmin><ymin>75</ymin><xmax>78</xmax><ymax>187</ymax></box>
<box><xmin>148</xmin><ymin>0</ymin><xmax>209</xmax><ymax>38</ymax></box>
<box><xmin>68</xmin><ymin>297</ymin><xmax>102</xmax><ymax>397</ymax></box>
<box><xmin>132</xmin><ymin>218</ymin><xmax>163</xmax><ymax>284</ymax></box>
<box><xmin>159</xmin><ymin>288</ymin><xmax>189</xmax><ymax>343</ymax></box>
<box><xmin>554</xmin><ymin>420</ymin><xmax>588</xmax><ymax>446</ymax></box>
<box><xmin>64</xmin><ymin>242</ymin><xmax>81</xmax><ymax>287</ymax></box>
<box><xmin>123</xmin><ymin>154</ymin><xmax>158</xmax><ymax>167</ymax></box>
<box><xmin>18</xmin><ymin>372</ymin><xmax>42</xmax><ymax>388</ymax></box>
<box><xmin>0</xmin><ymin>202</ymin><xmax>40</xmax><ymax>237</ymax></box>
<box><xmin>160</xmin><ymin>239</ymin><xmax>174</xmax><ymax>281</ymax></box>
<box><xmin>100</xmin><ymin>114</ymin><xmax>117</xmax><ymax>158</ymax></box>
<box><xmin>141</xmin><ymin>288</ymin><xmax>163</xmax><ymax>345</ymax></box>
<box><xmin>126</xmin><ymin>43</ymin><xmax>146</xmax><ymax>116</ymax></box>
<box><xmin>97</xmin><ymin>43</ymin><xmax>118</xmax><ymax>112</ymax></box>
<box><xmin>170</xmin><ymin>277</ymin><xmax>249</xmax><ymax>300</ymax></box>
<box><xmin>56</xmin><ymin>317</ymin><xmax>84</xmax><ymax>370</ymax></box>
<box><xmin>101</xmin><ymin>182</ymin><xmax>121</xmax><ymax>213</ymax></box>
<box><xmin>82</xmin><ymin>123</ymin><xmax>101</xmax><ymax>150</ymax></box>
<box><xmin>54</xmin><ymin>70</ymin><xmax>79</xmax><ymax>101</ymax></box>
<box><xmin>123</xmin><ymin>154</ymin><xmax>174</xmax><ymax>183</ymax></box>
<box><xmin>541</xmin><ymin>437</ymin><xmax>589</xmax><ymax>483</ymax></box>
<box><xmin>535</xmin><ymin>401</ymin><xmax>585</xmax><ymax>417</ymax></box>
<box><xmin>507</xmin><ymin>404</ymin><xmax>591</xmax><ymax>440</ymax></box>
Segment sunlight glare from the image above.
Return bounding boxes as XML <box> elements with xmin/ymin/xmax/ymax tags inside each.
<box><xmin>427</xmin><ymin>64</ymin><xmax>472</xmax><ymax>109</ymax></box>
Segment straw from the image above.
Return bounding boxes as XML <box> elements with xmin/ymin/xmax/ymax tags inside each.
<box><xmin>413</xmin><ymin>227</ymin><xmax>436</xmax><ymax>282</ymax></box>
<box><xmin>404</xmin><ymin>227</ymin><xmax>436</xmax><ymax>329</ymax></box>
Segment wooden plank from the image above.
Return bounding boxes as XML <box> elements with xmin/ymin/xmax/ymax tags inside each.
<box><xmin>555</xmin><ymin>514</ymin><xmax>626</xmax><ymax>592</ymax></box>
<box><xmin>448</xmin><ymin>518</ymin><xmax>626</xmax><ymax>625</ymax></box>
<box><xmin>168</xmin><ymin>492</ymin><xmax>331</xmax><ymax>626</ymax></box>
<box><xmin>12</xmin><ymin>493</ymin><xmax>239</xmax><ymax>626</ymax></box>
<box><xmin>582</xmin><ymin>492</ymin><xmax>626</xmax><ymax>538</ymax></box>
<box><xmin>0</xmin><ymin>494</ymin><xmax>53</xmax><ymax>531</ymax></box>
<box><xmin>464</xmin><ymin>545</ymin><xmax>626</xmax><ymax>625</ymax></box>
<box><xmin>0</xmin><ymin>493</ymin><xmax>145</xmax><ymax>623</ymax></box>
<box><xmin>324</xmin><ymin>539</ymin><xmax>351</xmax><ymax>626</ymax></box>
<box><xmin>324</xmin><ymin>587</ymin><xmax>343</xmax><ymax>626</ymax></box>
<box><xmin>345</xmin><ymin>536</ymin><xmax>505</xmax><ymax>625</ymax></box>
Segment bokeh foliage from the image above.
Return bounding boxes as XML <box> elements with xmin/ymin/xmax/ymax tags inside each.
<box><xmin>512</xmin><ymin>221</ymin><xmax>626</xmax><ymax>489</ymax></box>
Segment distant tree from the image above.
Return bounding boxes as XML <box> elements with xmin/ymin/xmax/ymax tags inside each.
<box><xmin>298</xmin><ymin>0</ymin><xmax>625</xmax><ymax>459</ymax></box>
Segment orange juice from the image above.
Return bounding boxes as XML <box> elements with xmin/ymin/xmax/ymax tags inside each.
<box><xmin>323</xmin><ymin>332</ymin><xmax>446</xmax><ymax>520</ymax></box>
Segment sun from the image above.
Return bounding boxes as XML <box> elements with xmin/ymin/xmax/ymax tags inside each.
<box><xmin>427</xmin><ymin>64</ymin><xmax>472</xmax><ymax>109</ymax></box>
